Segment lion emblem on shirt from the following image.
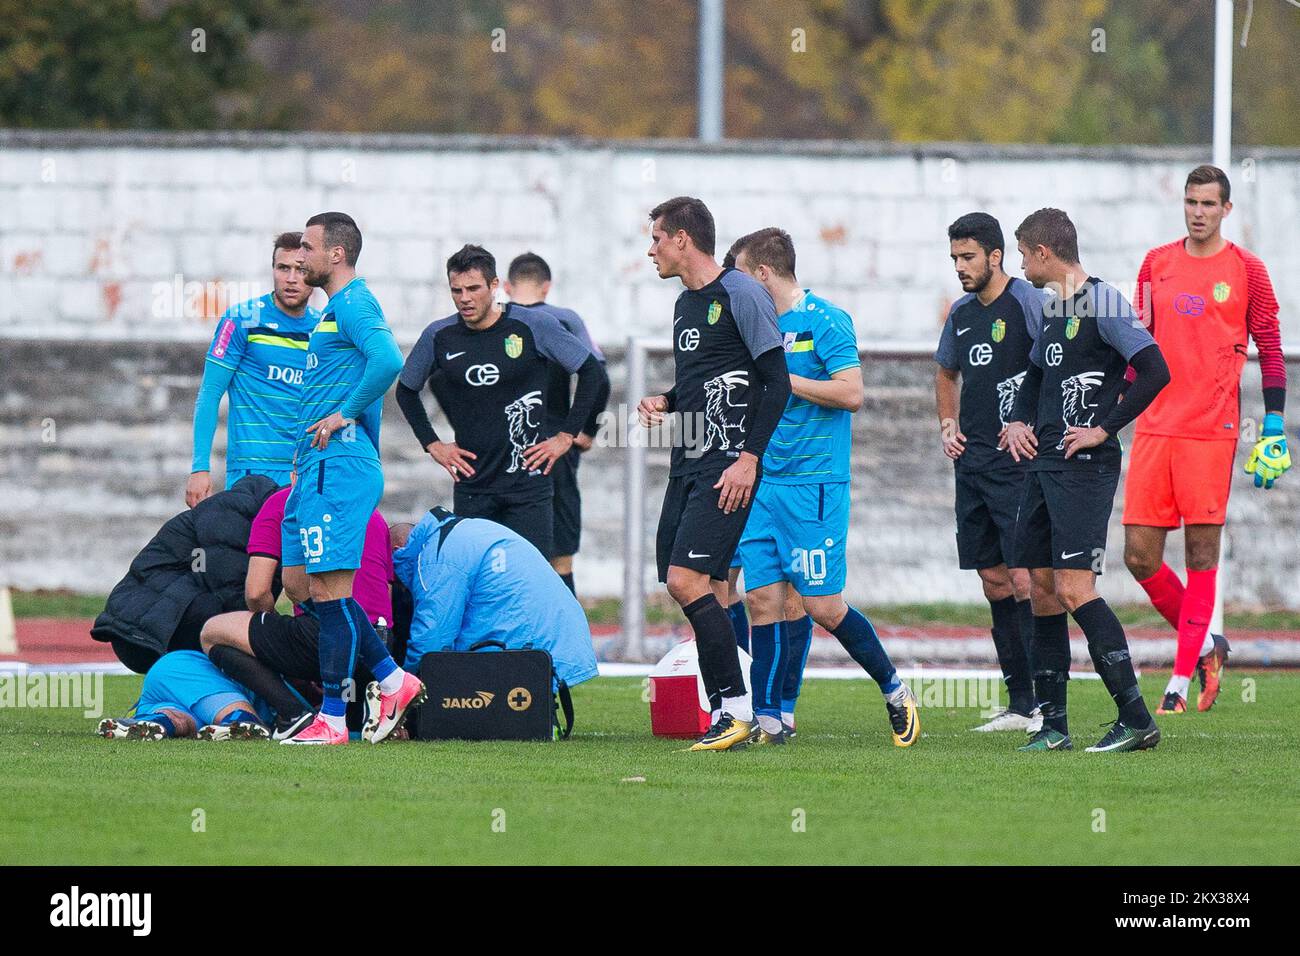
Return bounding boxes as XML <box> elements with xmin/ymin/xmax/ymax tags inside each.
<box><xmin>996</xmin><ymin>371</ymin><xmax>1026</xmax><ymax>427</ymax></box>
<box><xmin>1057</xmin><ymin>371</ymin><xmax>1105</xmax><ymax>449</ymax></box>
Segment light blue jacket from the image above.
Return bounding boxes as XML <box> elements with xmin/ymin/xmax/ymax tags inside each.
<box><xmin>393</xmin><ymin>508</ymin><xmax>599</xmax><ymax>688</ymax></box>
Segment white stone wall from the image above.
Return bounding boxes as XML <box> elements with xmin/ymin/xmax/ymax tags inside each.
<box><xmin>3</xmin><ymin>131</ymin><xmax>1299</xmax><ymax>348</ymax></box>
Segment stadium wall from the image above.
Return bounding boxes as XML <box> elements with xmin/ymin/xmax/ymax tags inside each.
<box><xmin>3</xmin><ymin>131</ymin><xmax>1299</xmax><ymax>604</ymax></box>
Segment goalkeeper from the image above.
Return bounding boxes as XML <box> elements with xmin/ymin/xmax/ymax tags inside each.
<box><xmin>1122</xmin><ymin>164</ymin><xmax>1289</xmax><ymax>716</ymax></box>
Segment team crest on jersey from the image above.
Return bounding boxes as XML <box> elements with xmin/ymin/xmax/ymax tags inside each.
<box><xmin>783</xmin><ymin>331</ymin><xmax>797</xmax><ymax>352</ymax></box>
<box><xmin>1213</xmin><ymin>281</ymin><xmax>1231</xmax><ymax>303</ymax></box>
<box><xmin>707</xmin><ymin>301</ymin><xmax>722</xmax><ymax>325</ymax></box>
<box><xmin>1065</xmin><ymin>316</ymin><xmax>1080</xmax><ymax>340</ymax></box>
<box><xmin>991</xmin><ymin>318</ymin><xmax>1005</xmax><ymax>343</ymax></box>
<box><xmin>504</xmin><ymin>333</ymin><xmax>523</xmax><ymax>358</ymax></box>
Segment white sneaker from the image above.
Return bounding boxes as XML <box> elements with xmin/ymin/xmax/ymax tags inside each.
<box><xmin>971</xmin><ymin>708</ymin><xmax>1037</xmax><ymax>732</ymax></box>
<box><xmin>1026</xmin><ymin>707</ymin><xmax>1043</xmax><ymax>734</ymax></box>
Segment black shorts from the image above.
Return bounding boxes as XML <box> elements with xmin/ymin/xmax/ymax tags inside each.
<box><xmin>656</xmin><ymin>465</ymin><xmax>757</xmax><ymax>583</ymax></box>
<box><xmin>453</xmin><ymin>488</ymin><xmax>554</xmax><ymax>559</ymax></box>
<box><xmin>1013</xmin><ymin>468</ymin><xmax>1120</xmax><ymax>573</ymax></box>
<box><xmin>955</xmin><ymin>467</ymin><xmax>1027</xmax><ymax>570</ymax></box>
<box><xmin>551</xmin><ymin>448</ymin><xmax>582</xmax><ymax>557</ymax></box>
<box><xmin>248</xmin><ymin>611</ymin><xmax>321</xmax><ymax>682</ymax></box>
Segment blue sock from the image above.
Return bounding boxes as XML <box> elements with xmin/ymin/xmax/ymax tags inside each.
<box><xmin>779</xmin><ymin>615</ymin><xmax>814</xmax><ymax>715</ymax></box>
<box><xmin>315</xmin><ymin>598</ymin><xmax>360</xmax><ymax>716</ymax></box>
<box><xmin>220</xmin><ymin>709</ymin><xmax>260</xmax><ymax>726</ymax></box>
<box><xmin>831</xmin><ymin>606</ymin><xmax>900</xmax><ymax>694</ymax></box>
<box><xmin>137</xmin><ymin>712</ymin><xmax>177</xmax><ymax>737</ymax></box>
<box><xmin>748</xmin><ymin>622</ymin><xmax>789</xmax><ymax>719</ymax></box>
<box><xmin>727</xmin><ymin>601</ymin><xmax>750</xmax><ymax>653</ymax></box>
<box><xmin>343</xmin><ymin>598</ymin><xmax>398</xmax><ymax>683</ymax></box>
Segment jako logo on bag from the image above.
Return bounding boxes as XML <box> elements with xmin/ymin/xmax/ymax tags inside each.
<box><xmin>442</xmin><ymin>691</ymin><xmax>495</xmax><ymax>709</ymax></box>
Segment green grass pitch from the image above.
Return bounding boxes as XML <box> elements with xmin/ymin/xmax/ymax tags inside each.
<box><xmin>3</xmin><ymin>674</ymin><xmax>1297</xmax><ymax>865</ymax></box>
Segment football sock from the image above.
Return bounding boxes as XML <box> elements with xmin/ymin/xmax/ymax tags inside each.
<box><xmin>138</xmin><ymin>712</ymin><xmax>177</xmax><ymax>737</ymax></box>
<box><xmin>560</xmin><ymin>572</ymin><xmax>575</xmax><ymax>595</ymax></box>
<box><xmin>779</xmin><ymin>614</ymin><xmax>813</xmax><ymax>717</ymax></box>
<box><xmin>1165</xmin><ymin>674</ymin><xmax>1191</xmax><ymax>698</ymax></box>
<box><xmin>220</xmin><ymin>708</ymin><xmax>261</xmax><ymax>726</ymax></box>
<box><xmin>1172</xmin><ymin>568</ymin><xmax>1216</xmax><ymax>680</ymax></box>
<box><xmin>749</xmin><ymin>621</ymin><xmax>789</xmax><ymax>722</ymax></box>
<box><xmin>1137</xmin><ymin>563</ymin><xmax>1184</xmax><ymax>631</ymax></box>
<box><xmin>989</xmin><ymin>595</ymin><xmax>1035</xmax><ymax>715</ymax></box>
<box><xmin>1031</xmin><ymin>613</ymin><xmax>1071</xmax><ymax>734</ymax></box>
<box><xmin>1073</xmin><ymin>597</ymin><xmax>1152</xmax><ymax>727</ymax></box>
<box><xmin>207</xmin><ymin>644</ymin><xmax>308</xmax><ymax>724</ymax></box>
<box><xmin>1014</xmin><ymin>598</ymin><xmax>1037</xmax><ymax>675</ymax></box>
<box><xmin>727</xmin><ymin>600</ymin><xmax>750</xmax><ymax>653</ymax></box>
<box><xmin>722</xmin><ymin>695</ymin><xmax>754</xmax><ymax>722</ymax></box>
<box><xmin>377</xmin><ymin>668</ymin><xmax>405</xmax><ymax>695</ymax></box>
<box><xmin>831</xmin><ymin>606</ymin><xmax>900</xmax><ymax>694</ymax></box>
<box><xmin>321</xmin><ymin>711</ymin><xmax>347</xmax><ymax>732</ymax></box>
<box><xmin>683</xmin><ymin>594</ymin><xmax>748</xmax><ymax>704</ymax></box>
<box><xmin>343</xmin><ymin>598</ymin><xmax>399</xmax><ymax>683</ymax></box>
<box><xmin>1199</xmin><ymin>631</ymin><xmax>1215</xmax><ymax>656</ymax></box>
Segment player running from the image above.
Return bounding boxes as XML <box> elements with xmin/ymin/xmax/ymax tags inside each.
<box><xmin>279</xmin><ymin>211</ymin><xmax>422</xmax><ymax>746</ymax></box>
<box><xmin>637</xmin><ymin>197</ymin><xmax>791</xmax><ymax>752</ymax></box>
<box><xmin>1122</xmin><ymin>165</ymin><xmax>1290</xmax><ymax>715</ymax></box>
<box><xmin>187</xmin><ymin>232</ymin><xmax>320</xmax><ymax>506</ymax></box>
<box><xmin>503</xmin><ymin>252</ymin><xmax>612</xmax><ymax>593</ymax></box>
<box><xmin>729</xmin><ymin>227</ymin><xmax>919</xmax><ymax>747</ymax></box>
<box><xmin>1003</xmin><ymin>208</ymin><xmax>1170</xmax><ymax>753</ymax></box>
<box><xmin>934</xmin><ymin>213</ymin><xmax>1050</xmax><ymax>733</ymax></box>
<box><xmin>396</xmin><ymin>245</ymin><xmax>608</xmax><ymax>560</ymax></box>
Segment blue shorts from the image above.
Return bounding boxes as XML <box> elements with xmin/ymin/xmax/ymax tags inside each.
<box><xmin>738</xmin><ymin>481</ymin><xmax>849</xmax><ymax>596</ymax></box>
<box><xmin>282</xmin><ymin>456</ymin><xmax>383</xmax><ymax>573</ymax></box>
<box><xmin>227</xmin><ymin>468</ymin><xmax>293</xmax><ymax>489</ymax></box>
<box><xmin>133</xmin><ymin>650</ymin><xmax>260</xmax><ymax>727</ymax></box>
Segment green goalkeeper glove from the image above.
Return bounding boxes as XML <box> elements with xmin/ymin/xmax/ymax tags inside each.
<box><xmin>1244</xmin><ymin>413</ymin><xmax>1290</xmax><ymax>490</ymax></box>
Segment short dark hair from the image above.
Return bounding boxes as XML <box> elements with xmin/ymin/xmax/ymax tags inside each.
<box><xmin>648</xmin><ymin>196</ymin><xmax>715</xmax><ymax>256</ymax></box>
<box><xmin>1186</xmin><ymin>164</ymin><xmax>1231</xmax><ymax>203</ymax></box>
<box><xmin>271</xmin><ymin>231</ymin><xmax>302</xmax><ymax>264</ymax></box>
<box><xmin>305</xmin><ymin>212</ymin><xmax>362</xmax><ymax>266</ymax></box>
<box><xmin>1015</xmin><ymin>208</ymin><xmax>1080</xmax><ymax>265</ymax></box>
<box><xmin>508</xmin><ymin>251</ymin><xmax>551</xmax><ymax>284</ymax></box>
<box><xmin>447</xmin><ymin>244</ymin><xmax>497</xmax><ymax>283</ymax></box>
<box><xmin>728</xmin><ymin>227</ymin><xmax>797</xmax><ymax>279</ymax></box>
<box><xmin>947</xmin><ymin>213</ymin><xmax>1004</xmax><ymax>259</ymax></box>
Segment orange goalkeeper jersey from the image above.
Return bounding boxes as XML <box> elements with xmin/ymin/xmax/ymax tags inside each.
<box><xmin>1133</xmin><ymin>239</ymin><xmax>1286</xmax><ymax>441</ymax></box>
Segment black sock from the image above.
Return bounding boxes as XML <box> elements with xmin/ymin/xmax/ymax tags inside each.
<box><xmin>1015</xmin><ymin>598</ymin><xmax>1037</xmax><ymax>675</ymax></box>
<box><xmin>207</xmin><ymin>645</ymin><xmax>307</xmax><ymax>726</ymax></box>
<box><xmin>989</xmin><ymin>595</ymin><xmax>1035</xmax><ymax>715</ymax></box>
<box><xmin>559</xmin><ymin>572</ymin><xmax>575</xmax><ymax>595</ymax></box>
<box><xmin>1032</xmin><ymin>612</ymin><xmax>1071</xmax><ymax>735</ymax></box>
<box><xmin>1072</xmin><ymin>597</ymin><xmax>1152</xmax><ymax>728</ymax></box>
<box><xmin>683</xmin><ymin>594</ymin><xmax>747</xmax><ymax>701</ymax></box>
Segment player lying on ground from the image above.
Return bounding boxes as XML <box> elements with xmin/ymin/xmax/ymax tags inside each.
<box><xmin>1122</xmin><ymin>164</ymin><xmax>1290</xmax><ymax>716</ymax></box>
<box><xmin>279</xmin><ymin>211</ymin><xmax>423</xmax><ymax>746</ymax></box>
<box><xmin>935</xmin><ymin>212</ymin><xmax>1051</xmax><ymax>733</ymax></box>
<box><xmin>187</xmin><ymin>231</ymin><xmax>320</xmax><ymax>506</ymax></box>
<box><xmin>638</xmin><ymin>196</ymin><xmax>791</xmax><ymax>752</ymax></box>
<box><xmin>395</xmin><ymin>244</ymin><xmax>608</xmax><ymax>563</ymax></box>
<box><xmin>198</xmin><ymin>484</ymin><xmax>395</xmax><ymax>741</ymax></box>
<box><xmin>1003</xmin><ymin>208</ymin><xmax>1170</xmax><ymax>754</ymax></box>
<box><xmin>391</xmin><ymin>508</ymin><xmax>599</xmax><ymax>689</ymax></box>
<box><xmin>504</xmin><ymin>252</ymin><xmax>611</xmax><ymax>596</ymax></box>
<box><xmin>97</xmin><ymin>650</ymin><xmax>275</xmax><ymax>741</ymax></box>
<box><xmin>728</xmin><ymin>227</ymin><xmax>919</xmax><ymax>748</ymax></box>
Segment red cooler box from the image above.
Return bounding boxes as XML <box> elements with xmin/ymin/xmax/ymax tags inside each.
<box><xmin>649</xmin><ymin>639</ymin><xmax>752</xmax><ymax>738</ymax></box>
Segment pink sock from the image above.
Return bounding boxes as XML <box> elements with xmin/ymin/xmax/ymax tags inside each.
<box><xmin>1173</xmin><ymin>568</ymin><xmax>1217</xmax><ymax>679</ymax></box>
<box><xmin>1138</xmin><ymin>563</ymin><xmax>1184</xmax><ymax>631</ymax></box>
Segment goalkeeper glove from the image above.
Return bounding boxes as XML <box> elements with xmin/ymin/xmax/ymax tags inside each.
<box><xmin>1245</xmin><ymin>413</ymin><xmax>1291</xmax><ymax>489</ymax></box>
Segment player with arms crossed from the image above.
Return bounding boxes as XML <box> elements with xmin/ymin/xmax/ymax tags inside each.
<box><xmin>638</xmin><ymin>197</ymin><xmax>791</xmax><ymax>752</ymax></box>
<box><xmin>280</xmin><ymin>211</ymin><xmax>422</xmax><ymax>745</ymax></box>
<box><xmin>503</xmin><ymin>251</ymin><xmax>612</xmax><ymax>593</ymax></box>
<box><xmin>396</xmin><ymin>245</ymin><xmax>607</xmax><ymax>561</ymax></box>
<box><xmin>730</xmin><ymin>228</ymin><xmax>918</xmax><ymax>747</ymax></box>
<box><xmin>935</xmin><ymin>213</ymin><xmax>1050</xmax><ymax>733</ymax></box>
<box><xmin>1003</xmin><ymin>208</ymin><xmax>1171</xmax><ymax>753</ymax></box>
<box><xmin>187</xmin><ymin>232</ymin><xmax>320</xmax><ymax>505</ymax></box>
<box><xmin>1122</xmin><ymin>165</ymin><xmax>1290</xmax><ymax>715</ymax></box>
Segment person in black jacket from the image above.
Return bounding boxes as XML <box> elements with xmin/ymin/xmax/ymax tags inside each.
<box><xmin>90</xmin><ymin>475</ymin><xmax>281</xmax><ymax>673</ymax></box>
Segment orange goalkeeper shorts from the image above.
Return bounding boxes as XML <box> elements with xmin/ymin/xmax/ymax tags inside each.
<box><xmin>1122</xmin><ymin>433</ymin><xmax>1237</xmax><ymax>528</ymax></box>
